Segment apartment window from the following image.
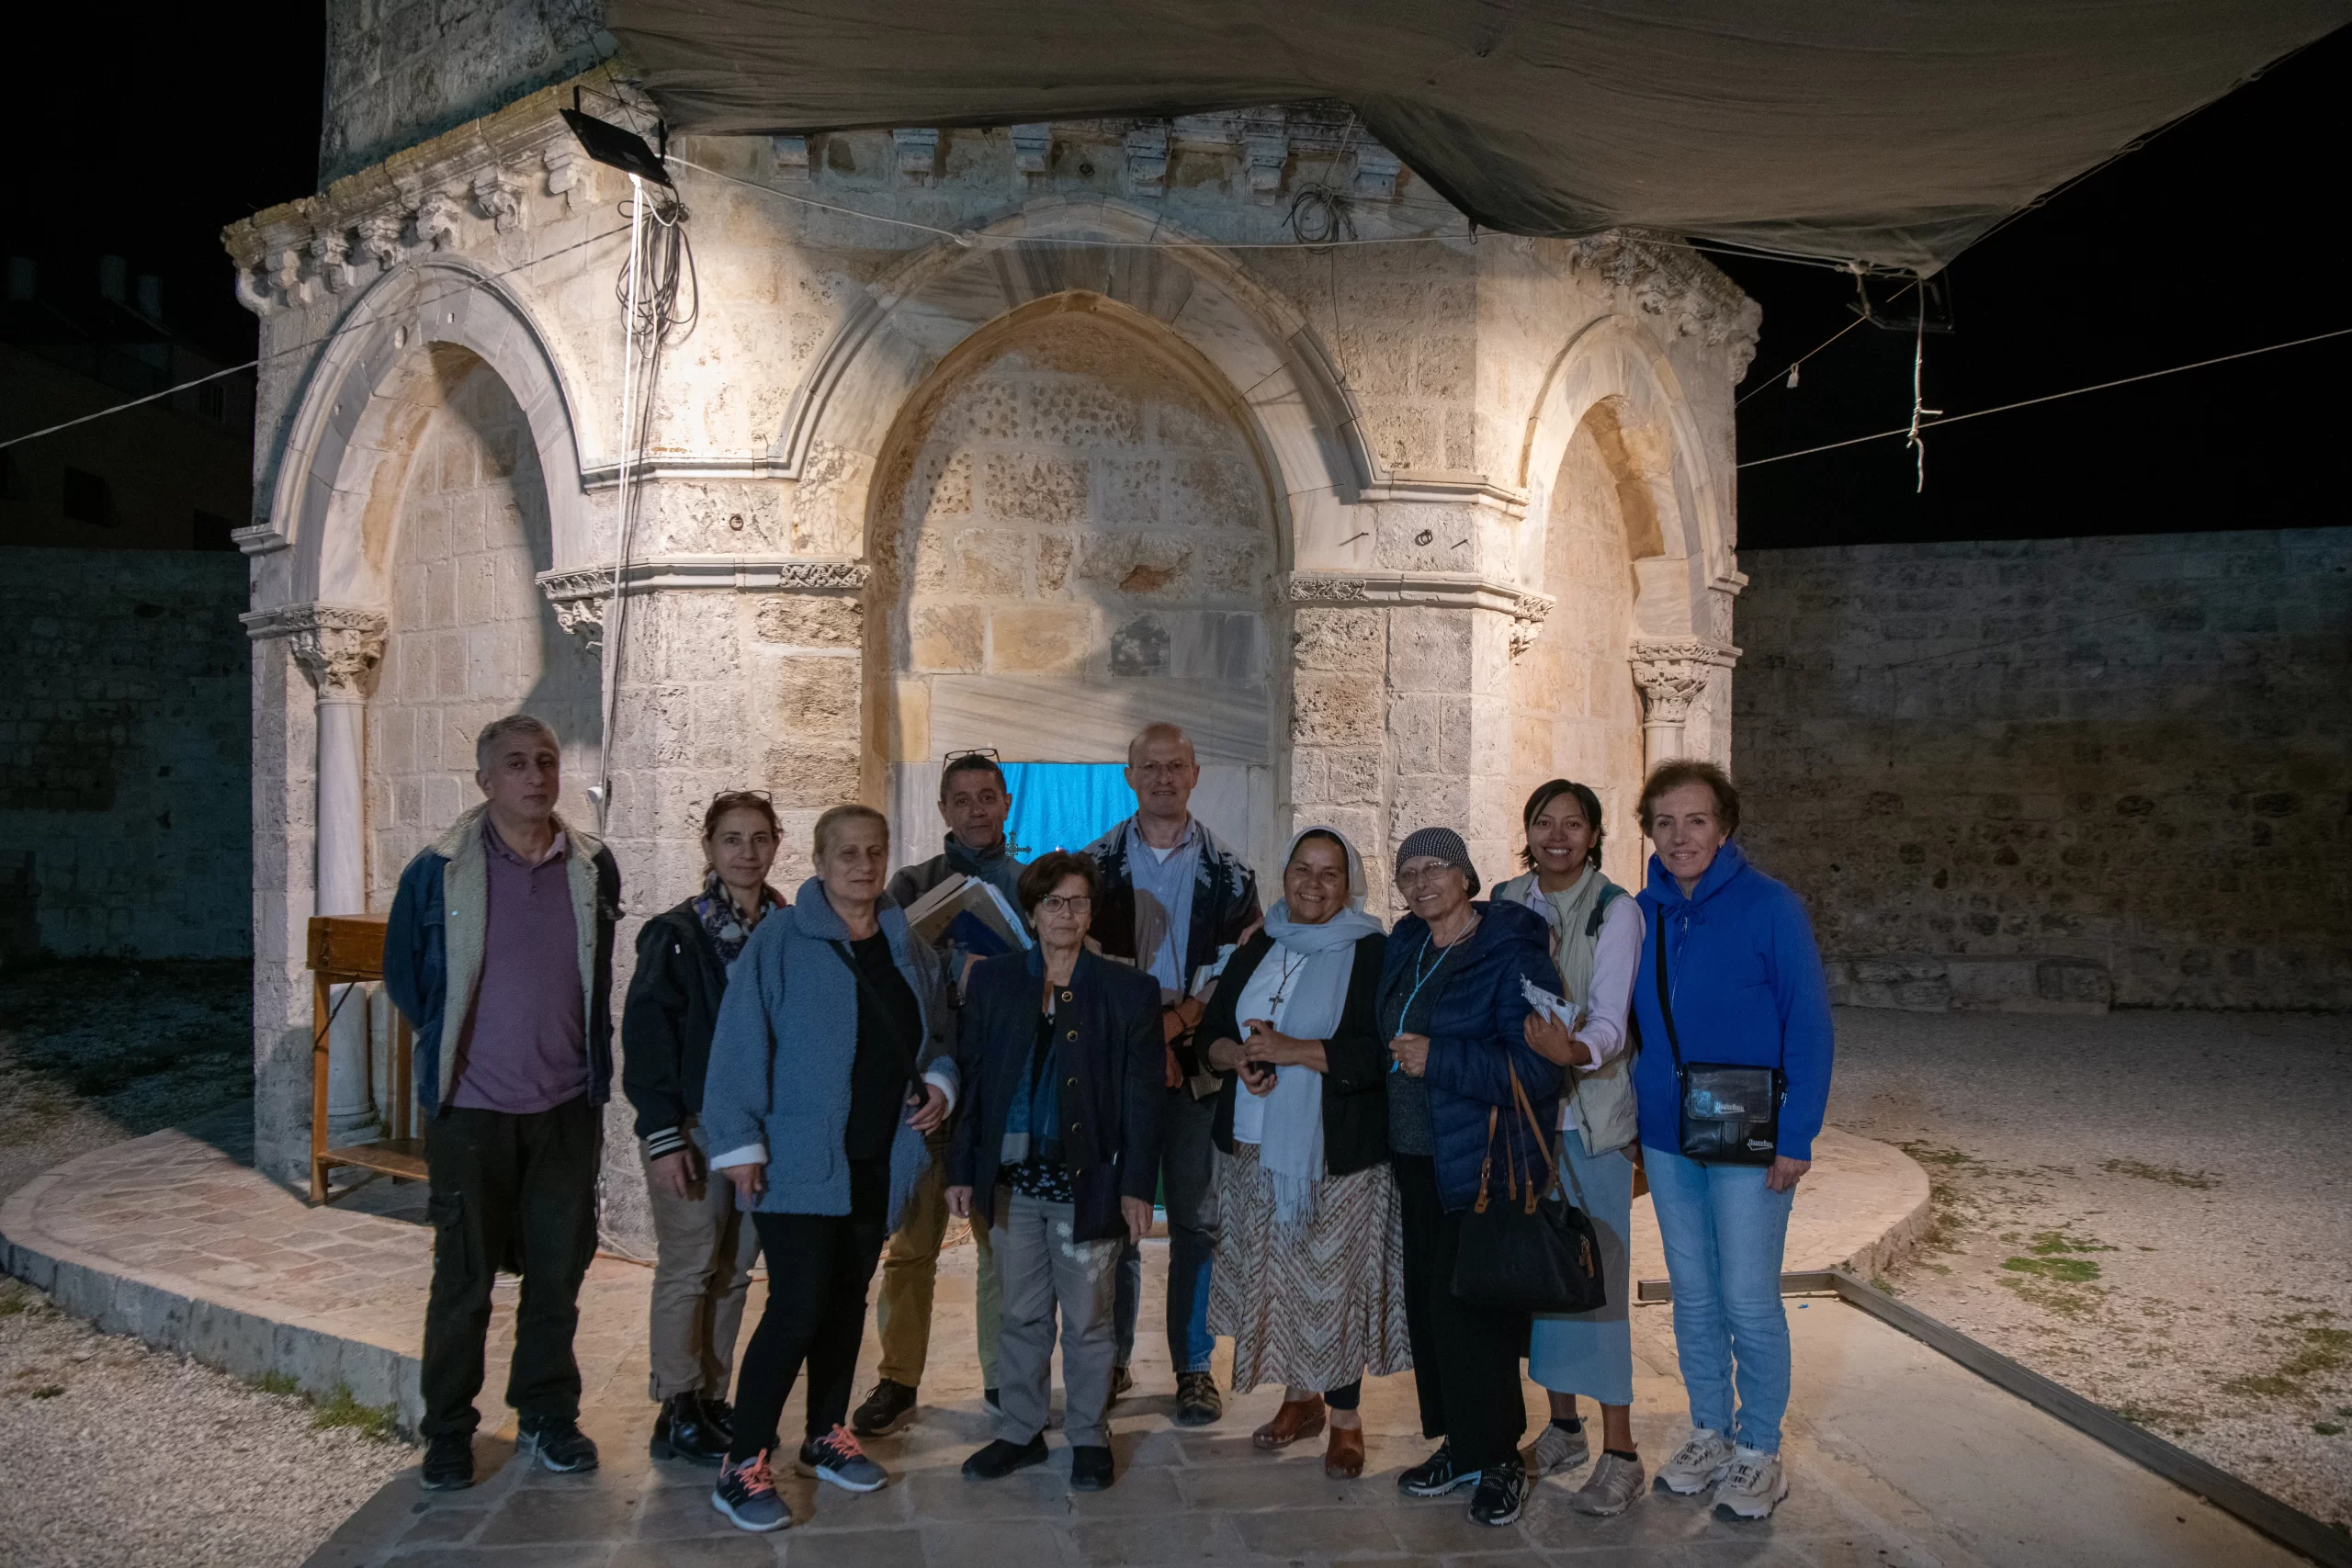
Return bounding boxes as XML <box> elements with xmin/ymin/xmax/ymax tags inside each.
<box><xmin>62</xmin><ymin>467</ymin><xmax>118</xmax><ymax>526</ymax></box>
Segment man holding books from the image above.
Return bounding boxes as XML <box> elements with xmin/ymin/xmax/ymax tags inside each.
<box><xmin>853</xmin><ymin>750</ymin><xmax>1029</xmax><ymax>1435</ymax></box>
<box><xmin>1084</xmin><ymin>722</ymin><xmax>1261</xmax><ymax>1427</ymax></box>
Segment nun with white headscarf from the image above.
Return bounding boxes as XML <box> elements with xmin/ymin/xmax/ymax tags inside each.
<box><xmin>1201</xmin><ymin>826</ymin><xmax>1406</xmax><ymax>1481</ymax></box>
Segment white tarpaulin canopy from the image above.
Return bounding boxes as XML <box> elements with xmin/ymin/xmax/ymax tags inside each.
<box><xmin>605</xmin><ymin>1</ymin><xmax>2347</xmax><ymax>273</ymax></box>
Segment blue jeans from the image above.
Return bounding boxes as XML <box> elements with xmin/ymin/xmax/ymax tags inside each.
<box><xmin>1112</xmin><ymin>1084</ymin><xmax>1218</xmax><ymax>1373</ymax></box>
<box><xmin>1642</xmin><ymin>1145</ymin><xmax>1795</xmax><ymax>1453</ymax></box>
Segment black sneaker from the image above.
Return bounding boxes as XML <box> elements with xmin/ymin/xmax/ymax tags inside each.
<box><xmin>1467</xmin><ymin>1459</ymin><xmax>1527</xmax><ymax>1527</ymax></box>
<box><xmin>519</xmin><ymin>1416</ymin><xmax>599</xmax><ymax>1473</ymax></box>
<box><xmin>420</xmin><ymin>1431</ymin><xmax>474</xmax><ymax>1490</ymax></box>
<box><xmin>852</xmin><ymin>1377</ymin><xmax>919</xmax><ymax>1438</ymax></box>
<box><xmin>1173</xmin><ymin>1371</ymin><xmax>1223</xmax><ymax>1427</ymax></box>
<box><xmin>962</xmin><ymin>1435</ymin><xmax>1049</xmax><ymax>1481</ymax></box>
<box><xmin>1069</xmin><ymin>1444</ymin><xmax>1114</xmax><ymax>1491</ymax></box>
<box><xmin>1399</xmin><ymin>1441</ymin><xmax>1479</xmax><ymax>1497</ymax></box>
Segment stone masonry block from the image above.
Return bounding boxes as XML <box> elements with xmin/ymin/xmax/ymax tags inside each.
<box><xmin>754</xmin><ymin>593</ymin><xmax>862</xmax><ymax>648</ymax></box>
<box><xmin>1293</xmin><ymin>608</ymin><xmax>1385</xmax><ymax>673</ymax></box>
<box><xmin>956</xmin><ymin>529</ymin><xmax>1027</xmax><ymax>596</ymax></box>
<box><xmin>910</xmin><ymin>604</ymin><xmax>984</xmax><ymax>672</ymax></box>
<box><xmin>1293</xmin><ymin>671</ymin><xmax>1384</xmax><ymax>748</ymax></box>
<box><xmin>982</xmin><ymin>453</ymin><xmax>1089</xmax><ymax>525</ymax></box>
<box><xmin>1388</xmin><ymin>607</ymin><xmax>1474</xmax><ymax>694</ymax></box>
<box><xmin>767</xmin><ymin>655</ymin><xmax>860</xmax><ymax>739</ymax></box>
<box><xmin>990</xmin><ymin>605</ymin><xmax>1092</xmax><ymax>674</ymax></box>
<box><xmin>763</xmin><ymin>743</ymin><xmax>861</xmax><ymax>807</ymax></box>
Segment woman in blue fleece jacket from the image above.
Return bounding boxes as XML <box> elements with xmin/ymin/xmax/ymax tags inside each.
<box><xmin>1629</xmin><ymin>761</ymin><xmax>1832</xmax><ymax>1523</ymax></box>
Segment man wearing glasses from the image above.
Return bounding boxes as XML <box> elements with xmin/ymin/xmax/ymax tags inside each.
<box><xmin>1083</xmin><ymin>722</ymin><xmax>1261</xmax><ymax>1426</ymax></box>
<box><xmin>852</xmin><ymin>750</ymin><xmax>1028</xmax><ymax>1436</ymax></box>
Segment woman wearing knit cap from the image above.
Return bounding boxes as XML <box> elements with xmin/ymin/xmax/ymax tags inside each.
<box><xmin>1199</xmin><ymin>826</ymin><xmax>1402</xmax><ymax>1480</ymax></box>
<box><xmin>1491</xmin><ymin>780</ymin><xmax>1648</xmax><ymax>1515</ymax></box>
<box><xmin>1378</xmin><ymin>826</ymin><xmax>1566</xmax><ymax>1529</ymax></box>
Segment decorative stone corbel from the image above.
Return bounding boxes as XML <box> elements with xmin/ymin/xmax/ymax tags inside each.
<box><xmin>312</xmin><ymin>228</ymin><xmax>355</xmax><ymax>293</ymax></box>
<box><xmin>269</xmin><ymin>248</ymin><xmax>311</xmax><ymax>309</ymax></box>
<box><xmin>1509</xmin><ymin>590</ymin><xmax>1556</xmax><ymax>660</ymax></box>
<box><xmin>1243</xmin><ymin>110</ymin><xmax>1289</xmax><ymax>200</ymax></box>
<box><xmin>356</xmin><ymin>212</ymin><xmax>404</xmax><ymax>274</ymax></box>
<box><xmin>1010</xmin><ymin>123</ymin><xmax>1052</xmax><ymax>177</ymax></box>
<box><xmin>772</xmin><ymin>135</ymin><xmax>810</xmax><ymax>180</ymax></box>
<box><xmin>472</xmin><ymin>170</ymin><xmax>523</xmax><ymax>231</ymax></box>
<box><xmin>537</xmin><ymin>568</ymin><xmax>611</xmax><ymax>649</ymax></box>
<box><xmin>413</xmin><ymin>191</ymin><xmax>460</xmax><ymax>251</ymax></box>
<box><xmin>233</xmin><ymin>264</ymin><xmax>278</xmax><ymax>318</ymax></box>
<box><xmin>1125</xmin><ymin>122</ymin><xmax>1170</xmax><ymax>197</ymax></box>
<box><xmin>541</xmin><ymin>144</ymin><xmax>578</xmax><ymax>210</ymax></box>
<box><xmin>892</xmin><ymin>128</ymin><xmax>939</xmax><ymax>184</ymax></box>
<box><xmin>1353</xmin><ymin>142</ymin><xmax>1402</xmax><ymax>201</ymax></box>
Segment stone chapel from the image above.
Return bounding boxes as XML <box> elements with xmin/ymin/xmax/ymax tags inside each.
<box><xmin>225</xmin><ymin>40</ymin><xmax>1758</xmax><ymax>1243</ymax></box>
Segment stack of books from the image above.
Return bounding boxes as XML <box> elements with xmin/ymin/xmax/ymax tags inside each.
<box><xmin>902</xmin><ymin>873</ymin><xmax>1032</xmax><ymax>955</ymax></box>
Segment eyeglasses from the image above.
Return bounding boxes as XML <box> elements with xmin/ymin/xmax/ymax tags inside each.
<box><xmin>1396</xmin><ymin>863</ymin><xmax>1464</xmax><ymax>888</ymax></box>
<box><xmin>710</xmin><ymin>789</ymin><xmax>773</xmax><ymax>804</ymax></box>
<box><xmin>1036</xmin><ymin>894</ymin><xmax>1093</xmax><ymax>916</ymax></box>
<box><xmin>943</xmin><ymin>747</ymin><xmax>1001</xmax><ymax>764</ymax></box>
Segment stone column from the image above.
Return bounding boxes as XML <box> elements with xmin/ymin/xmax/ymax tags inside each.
<box><xmin>1630</xmin><ymin>638</ymin><xmax>1724</xmax><ymax>776</ymax></box>
<box><xmin>285</xmin><ymin>606</ymin><xmax>388</xmax><ymax>1140</ymax></box>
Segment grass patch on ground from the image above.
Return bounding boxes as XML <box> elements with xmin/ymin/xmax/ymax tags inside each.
<box><xmin>2222</xmin><ymin>1325</ymin><xmax>2352</xmax><ymax>1403</ymax></box>
<box><xmin>2026</xmin><ymin>1230</ymin><xmax>2116</xmax><ymax>1256</ymax></box>
<box><xmin>254</xmin><ymin>1371</ymin><xmax>301</xmax><ymax>1397</ymax></box>
<box><xmin>2004</xmin><ymin>1256</ymin><xmax>2103</xmax><ymax>1284</ymax></box>
<box><xmin>311</xmin><ymin>1384</ymin><xmax>400</xmax><ymax>1442</ymax></box>
<box><xmin>1998</xmin><ymin>1272</ymin><xmax>2109</xmax><ymax>1320</ymax></box>
<box><xmin>2115</xmin><ymin>1399</ymin><xmax>2202</xmax><ymax>1435</ymax></box>
<box><xmin>2099</xmin><ymin>1157</ymin><xmax>2217</xmax><ymax>1190</ymax></box>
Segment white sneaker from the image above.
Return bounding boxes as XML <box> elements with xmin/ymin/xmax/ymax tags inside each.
<box><xmin>1570</xmin><ymin>1450</ymin><xmax>1645</xmax><ymax>1516</ymax></box>
<box><xmin>1654</xmin><ymin>1427</ymin><xmax>1733</xmax><ymax>1495</ymax></box>
<box><xmin>1521</xmin><ymin>1420</ymin><xmax>1590</xmax><ymax>1477</ymax></box>
<box><xmin>1713</xmin><ymin>1446</ymin><xmax>1788</xmax><ymax>1520</ymax></box>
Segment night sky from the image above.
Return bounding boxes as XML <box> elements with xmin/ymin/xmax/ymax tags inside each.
<box><xmin>21</xmin><ymin>11</ymin><xmax>2347</xmax><ymax>552</ymax></box>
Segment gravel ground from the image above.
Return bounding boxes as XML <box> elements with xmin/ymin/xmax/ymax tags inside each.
<box><xmin>0</xmin><ymin>959</ymin><xmax>413</xmax><ymax>1568</ymax></box>
<box><xmin>1828</xmin><ymin>1005</ymin><xmax>2352</xmax><ymax>1528</ymax></box>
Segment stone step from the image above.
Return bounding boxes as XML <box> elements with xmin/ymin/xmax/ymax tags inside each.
<box><xmin>1830</xmin><ymin>952</ymin><xmax>2113</xmax><ymax>1014</ymax></box>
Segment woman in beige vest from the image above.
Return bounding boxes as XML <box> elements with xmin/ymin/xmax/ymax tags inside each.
<box><xmin>1492</xmin><ymin>779</ymin><xmax>1648</xmax><ymax>1517</ymax></box>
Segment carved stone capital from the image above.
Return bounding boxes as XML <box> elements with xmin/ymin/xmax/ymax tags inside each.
<box><xmin>1125</xmin><ymin>123</ymin><xmax>1170</xmax><ymax>197</ymax></box>
<box><xmin>772</xmin><ymin>134</ymin><xmax>811</xmax><ymax>180</ymax></box>
<box><xmin>269</xmin><ymin>247</ymin><xmax>311</xmax><ymax>309</ymax></box>
<box><xmin>247</xmin><ymin>605</ymin><xmax>389</xmax><ymax>700</ymax></box>
<box><xmin>541</xmin><ymin>144</ymin><xmax>578</xmax><ymax>209</ymax></box>
<box><xmin>1629</xmin><ymin>638</ymin><xmax>1735</xmax><ymax>726</ymax></box>
<box><xmin>1010</xmin><ymin>123</ymin><xmax>1053</xmax><ymax>177</ymax></box>
<box><xmin>312</xmin><ymin>228</ymin><xmax>355</xmax><ymax>294</ymax></box>
<box><xmin>1243</xmin><ymin>110</ymin><xmax>1289</xmax><ymax>200</ymax></box>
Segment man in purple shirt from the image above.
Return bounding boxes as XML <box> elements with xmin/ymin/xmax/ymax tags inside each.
<box><xmin>385</xmin><ymin>715</ymin><xmax>622</xmax><ymax>1491</ymax></box>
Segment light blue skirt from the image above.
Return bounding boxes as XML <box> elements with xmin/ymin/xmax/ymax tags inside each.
<box><xmin>1526</xmin><ymin>1129</ymin><xmax>1635</xmax><ymax>1405</ymax></box>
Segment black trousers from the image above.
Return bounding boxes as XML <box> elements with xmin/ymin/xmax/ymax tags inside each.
<box><xmin>420</xmin><ymin>1097</ymin><xmax>601</xmax><ymax>1438</ymax></box>
<box><xmin>728</xmin><ymin>1157</ymin><xmax>891</xmax><ymax>1461</ymax></box>
<box><xmin>1394</xmin><ymin>1152</ymin><xmax>1531</xmax><ymax>1471</ymax></box>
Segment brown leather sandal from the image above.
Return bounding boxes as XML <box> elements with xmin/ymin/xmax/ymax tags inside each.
<box><xmin>1251</xmin><ymin>1394</ymin><xmax>1327</xmax><ymax>1450</ymax></box>
<box><xmin>1324</xmin><ymin>1422</ymin><xmax>1366</xmax><ymax>1478</ymax></box>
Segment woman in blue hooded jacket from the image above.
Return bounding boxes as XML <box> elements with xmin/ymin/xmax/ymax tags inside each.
<box><xmin>1379</xmin><ymin>826</ymin><xmax>1564</xmax><ymax>1529</ymax></box>
<box><xmin>1628</xmin><ymin>761</ymin><xmax>1833</xmax><ymax>1524</ymax></box>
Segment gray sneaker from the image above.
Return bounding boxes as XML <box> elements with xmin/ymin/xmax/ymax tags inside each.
<box><xmin>1522</xmin><ymin>1420</ymin><xmax>1590</xmax><ymax>1478</ymax></box>
<box><xmin>1570</xmin><ymin>1451</ymin><xmax>1645</xmax><ymax>1516</ymax></box>
<box><xmin>1713</xmin><ymin>1447</ymin><xmax>1788</xmax><ymax>1521</ymax></box>
<box><xmin>1655</xmin><ymin>1426</ymin><xmax>1733</xmax><ymax>1495</ymax></box>
<box><xmin>800</xmin><ymin>1425</ymin><xmax>888</xmax><ymax>1493</ymax></box>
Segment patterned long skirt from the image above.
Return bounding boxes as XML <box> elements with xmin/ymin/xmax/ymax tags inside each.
<box><xmin>1208</xmin><ymin>1143</ymin><xmax>1413</xmax><ymax>1394</ymax></box>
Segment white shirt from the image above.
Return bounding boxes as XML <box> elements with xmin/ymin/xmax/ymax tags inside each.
<box><xmin>1225</xmin><ymin>942</ymin><xmax>1312</xmax><ymax>1145</ymax></box>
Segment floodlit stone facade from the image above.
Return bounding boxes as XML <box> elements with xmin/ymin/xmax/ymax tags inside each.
<box><xmin>225</xmin><ymin>73</ymin><xmax>1756</xmax><ymax>1236</ymax></box>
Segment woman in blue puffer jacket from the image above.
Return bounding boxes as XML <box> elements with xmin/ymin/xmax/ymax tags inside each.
<box><xmin>1629</xmin><ymin>761</ymin><xmax>1833</xmax><ymax>1525</ymax></box>
<box><xmin>1378</xmin><ymin>826</ymin><xmax>1564</xmax><ymax>1530</ymax></box>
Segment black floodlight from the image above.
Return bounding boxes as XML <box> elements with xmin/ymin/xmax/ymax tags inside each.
<box><xmin>562</xmin><ymin>104</ymin><xmax>673</xmax><ymax>187</ymax></box>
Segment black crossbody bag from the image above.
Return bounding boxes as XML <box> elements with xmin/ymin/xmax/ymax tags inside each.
<box><xmin>1654</xmin><ymin>926</ymin><xmax>1783</xmax><ymax>1166</ymax></box>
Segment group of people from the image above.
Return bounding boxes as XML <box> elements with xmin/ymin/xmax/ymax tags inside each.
<box><xmin>383</xmin><ymin>711</ymin><xmax>1833</xmax><ymax>1539</ymax></box>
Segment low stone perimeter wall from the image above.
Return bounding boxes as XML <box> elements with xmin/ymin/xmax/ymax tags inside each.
<box><xmin>1735</xmin><ymin>527</ymin><xmax>2352</xmax><ymax>1010</ymax></box>
<box><xmin>0</xmin><ymin>546</ymin><xmax>252</xmax><ymax>963</ymax></box>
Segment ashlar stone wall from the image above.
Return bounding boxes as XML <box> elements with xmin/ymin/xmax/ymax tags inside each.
<box><xmin>1735</xmin><ymin>527</ymin><xmax>2352</xmax><ymax>1009</ymax></box>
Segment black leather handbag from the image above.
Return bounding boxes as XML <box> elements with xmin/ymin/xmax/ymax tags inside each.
<box><xmin>1451</xmin><ymin>1063</ymin><xmax>1608</xmax><ymax>1314</ymax></box>
<box><xmin>1654</xmin><ymin>927</ymin><xmax>1783</xmax><ymax>1166</ymax></box>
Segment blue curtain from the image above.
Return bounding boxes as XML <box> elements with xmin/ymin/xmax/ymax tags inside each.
<box><xmin>1000</xmin><ymin>762</ymin><xmax>1134</xmax><ymax>858</ymax></box>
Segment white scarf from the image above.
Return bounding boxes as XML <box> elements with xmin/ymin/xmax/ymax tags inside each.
<box><xmin>1255</xmin><ymin>827</ymin><xmax>1383</xmax><ymax>1229</ymax></box>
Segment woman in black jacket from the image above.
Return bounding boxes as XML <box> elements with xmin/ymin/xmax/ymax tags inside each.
<box><xmin>946</xmin><ymin>851</ymin><xmax>1164</xmax><ymax>1494</ymax></box>
<box><xmin>621</xmin><ymin>790</ymin><xmax>786</xmax><ymax>1465</ymax></box>
<box><xmin>1199</xmin><ymin>827</ymin><xmax>1400</xmax><ymax>1481</ymax></box>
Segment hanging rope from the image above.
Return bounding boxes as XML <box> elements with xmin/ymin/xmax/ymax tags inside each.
<box><xmin>1905</xmin><ymin>307</ymin><xmax>1943</xmax><ymax>492</ymax></box>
